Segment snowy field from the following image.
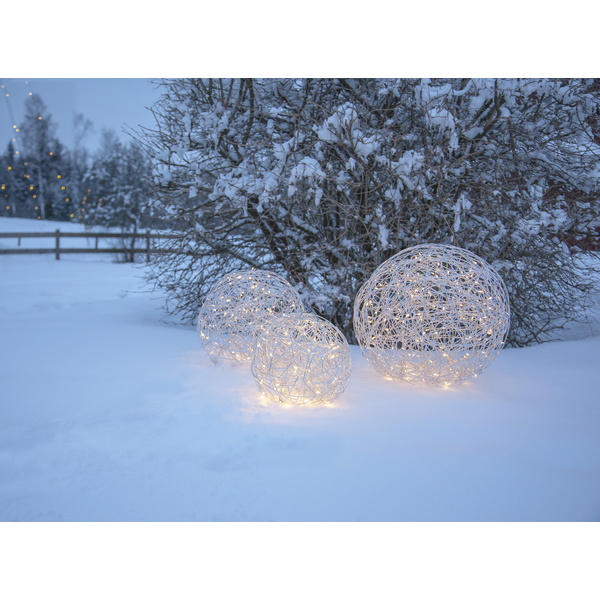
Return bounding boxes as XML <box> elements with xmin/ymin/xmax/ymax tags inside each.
<box><xmin>1</xmin><ymin>216</ymin><xmax>600</xmax><ymax>522</ymax></box>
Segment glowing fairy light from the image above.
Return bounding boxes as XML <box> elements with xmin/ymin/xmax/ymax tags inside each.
<box><xmin>353</xmin><ymin>244</ymin><xmax>510</xmax><ymax>386</ymax></box>
<box><xmin>251</xmin><ymin>314</ymin><xmax>351</xmax><ymax>405</ymax></box>
<box><xmin>197</xmin><ymin>269</ymin><xmax>304</xmax><ymax>365</ymax></box>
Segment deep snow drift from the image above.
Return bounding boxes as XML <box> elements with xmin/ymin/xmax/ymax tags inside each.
<box><xmin>1</xmin><ymin>217</ymin><xmax>599</xmax><ymax>521</ymax></box>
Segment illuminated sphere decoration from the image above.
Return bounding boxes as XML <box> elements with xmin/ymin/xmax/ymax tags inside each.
<box><xmin>251</xmin><ymin>314</ymin><xmax>352</xmax><ymax>405</ymax></box>
<box><xmin>197</xmin><ymin>269</ymin><xmax>304</xmax><ymax>364</ymax></box>
<box><xmin>353</xmin><ymin>244</ymin><xmax>510</xmax><ymax>386</ymax></box>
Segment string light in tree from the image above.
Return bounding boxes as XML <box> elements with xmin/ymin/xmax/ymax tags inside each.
<box><xmin>1</xmin><ymin>78</ymin><xmax>25</xmax><ymax>218</ymax></box>
<box><xmin>0</xmin><ymin>81</ymin><xmax>33</xmax><ymax>218</ymax></box>
<box><xmin>1</xmin><ymin>80</ymin><xmax>54</xmax><ymax>219</ymax></box>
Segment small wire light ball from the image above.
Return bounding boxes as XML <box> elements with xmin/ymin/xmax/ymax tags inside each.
<box><xmin>353</xmin><ymin>244</ymin><xmax>510</xmax><ymax>386</ymax></box>
<box><xmin>197</xmin><ymin>269</ymin><xmax>304</xmax><ymax>364</ymax></box>
<box><xmin>251</xmin><ymin>313</ymin><xmax>352</xmax><ymax>405</ymax></box>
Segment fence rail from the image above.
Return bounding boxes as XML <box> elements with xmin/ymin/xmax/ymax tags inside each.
<box><xmin>0</xmin><ymin>230</ymin><xmax>179</xmax><ymax>261</ymax></box>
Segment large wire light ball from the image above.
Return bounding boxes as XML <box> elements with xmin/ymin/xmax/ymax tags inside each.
<box><xmin>353</xmin><ymin>244</ymin><xmax>510</xmax><ymax>386</ymax></box>
<box><xmin>197</xmin><ymin>269</ymin><xmax>304</xmax><ymax>364</ymax></box>
<box><xmin>251</xmin><ymin>313</ymin><xmax>352</xmax><ymax>405</ymax></box>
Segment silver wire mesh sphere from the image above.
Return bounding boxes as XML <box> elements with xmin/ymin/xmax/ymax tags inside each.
<box><xmin>251</xmin><ymin>313</ymin><xmax>352</xmax><ymax>405</ymax></box>
<box><xmin>197</xmin><ymin>269</ymin><xmax>304</xmax><ymax>364</ymax></box>
<box><xmin>353</xmin><ymin>244</ymin><xmax>510</xmax><ymax>386</ymax></box>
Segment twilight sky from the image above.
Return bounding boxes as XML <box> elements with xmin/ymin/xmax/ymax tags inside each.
<box><xmin>0</xmin><ymin>78</ymin><xmax>164</xmax><ymax>155</ymax></box>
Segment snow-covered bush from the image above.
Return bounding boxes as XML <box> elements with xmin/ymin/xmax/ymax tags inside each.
<box><xmin>134</xmin><ymin>78</ymin><xmax>600</xmax><ymax>346</ymax></box>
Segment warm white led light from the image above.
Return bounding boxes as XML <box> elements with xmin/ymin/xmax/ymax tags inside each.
<box><xmin>197</xmin><ymin>269</ymin><xmax>304</xmax><ymax>364</ymax></box>
<box><xmin>354</xmin><ymin>244</ymin><xmax>510</xmax><ymax>386</ymax></box>
<box><xmin>251</xmin><ymin>313</ymin><xmax>351</xmax><ymax>405</ymax></box>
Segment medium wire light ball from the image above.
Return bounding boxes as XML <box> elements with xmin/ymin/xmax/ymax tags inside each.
<box><xmin>251</xmin><ymin>313</ymin><xmax>352</xmax><ymax>405</ymax></box>
<box><xmin>197</xmin><ymin>269</ymin><xmax>304</xmax><ymax>364</ymax></box>
<box><xmin>353</xmin><ymin>244</ymin><xmax>510</xmax><ymax>386</ymax></box>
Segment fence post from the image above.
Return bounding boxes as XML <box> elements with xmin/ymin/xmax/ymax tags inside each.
<box><xmin>55</xmin><ymin>229</ymin><xmax>60</xmax><ymax>260</ymax></box>
<box><xmin>146</xmin><ymin>230</ymin><xmax>151</xmax><ymax>262</ymax></box>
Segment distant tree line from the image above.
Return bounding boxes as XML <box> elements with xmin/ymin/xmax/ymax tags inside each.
<box><xmin>1</xmin><ymin>93</ymin><xmax>154</xmax><ymax>234</ymax></box>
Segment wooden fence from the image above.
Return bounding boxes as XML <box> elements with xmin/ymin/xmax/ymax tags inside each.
<box><xmin>0</xmin><ymin>230</ymin><xmax>178</xmax><ymax>261</ymax></box>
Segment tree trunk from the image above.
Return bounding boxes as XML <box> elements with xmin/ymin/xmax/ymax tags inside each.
<box><xmin>37</xmin><ymin>162</ymin><xmax>46</xmax><ymax>220</ymax></box>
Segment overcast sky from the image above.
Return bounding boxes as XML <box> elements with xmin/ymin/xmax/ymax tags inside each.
<box><xmin>0</xmin><ymin>78</ymin><xmax>164</xmax><ymax>156</ymax></box>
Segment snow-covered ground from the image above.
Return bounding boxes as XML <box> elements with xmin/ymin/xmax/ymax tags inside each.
<box><xmin>1</xmin><ymin>216</ymin><xmax>599</xmax><ymax>521</ymax></box>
